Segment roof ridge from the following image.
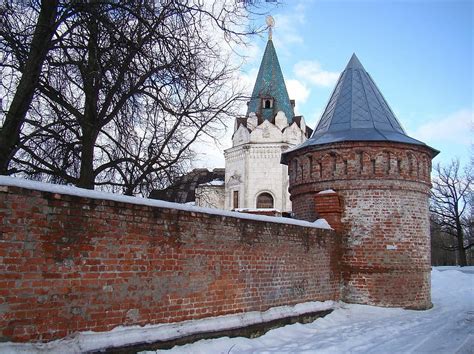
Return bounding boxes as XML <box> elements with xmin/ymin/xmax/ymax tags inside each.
<box><xmin>357</xmin><ymin>67</ymin><xmax>376</xmax><ymax>129</ymax></box>
<box><xmin>349</xmin><ymin>66</ymin><xmax>354</xmax><ymax>130</ymax></box>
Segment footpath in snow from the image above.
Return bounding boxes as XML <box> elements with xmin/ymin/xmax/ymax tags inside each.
<box><xmin>147</xmin><ymin>267</ymin><xmax>474</xmax><ymax>354</ymax></box>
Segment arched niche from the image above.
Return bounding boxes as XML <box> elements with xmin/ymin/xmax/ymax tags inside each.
<box><xmin>256</xmin><ymin>192</ymin><xmax>274</xmax><ymax>209</ymax></box>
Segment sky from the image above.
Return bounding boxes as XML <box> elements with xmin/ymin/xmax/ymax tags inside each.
<box><xmin>196</xmin><ymin>0</ymin><xmax>473</xmax><ymax>170</ymax></box>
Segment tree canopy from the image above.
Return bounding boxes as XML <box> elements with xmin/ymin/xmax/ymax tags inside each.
<box><xmin>430</xmin><ymin>159</ymin><xmax>473</xmax><ymax>266</ymax></box>
<box><xmin>0</xmin><ymin>0</ymin><xmax>273</xmax><ymax>195</ymax></box>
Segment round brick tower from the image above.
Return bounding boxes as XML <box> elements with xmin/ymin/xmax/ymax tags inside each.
<box><xmin>282</xmin><ymin>54</ymin><xmax>438</xmax><ymax>309</ymax></box>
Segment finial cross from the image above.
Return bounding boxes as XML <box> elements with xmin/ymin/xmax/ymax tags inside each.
<box><xmin>266</xmin><ymin>15</ymin><xmax>275</xmax><ymax>40</ymax></box>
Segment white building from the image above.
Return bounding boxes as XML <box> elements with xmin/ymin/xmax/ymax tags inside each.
<box><xmin>196</xmin><ymin>35</ymin><xmax>310</xmax><ymax>214</ymax></box>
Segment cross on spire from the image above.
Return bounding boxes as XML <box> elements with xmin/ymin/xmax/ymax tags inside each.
<box><xmin>266</xmin><ymin>15</ymin><xmax>275</xmax><ymax>40</ymax></box>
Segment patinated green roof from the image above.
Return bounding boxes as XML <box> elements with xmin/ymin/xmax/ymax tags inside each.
<box><xmin>246</xmin><ymin>40</ymin><xmax>294</xmax><ymax>123</ymax></box>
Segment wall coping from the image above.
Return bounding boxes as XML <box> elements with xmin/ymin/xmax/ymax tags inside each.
<box><xmin>0</xmin><ymin>176</ymin><xmax>331</xmax><ymax>230</ymax></box>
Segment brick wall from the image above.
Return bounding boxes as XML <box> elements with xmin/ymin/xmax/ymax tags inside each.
<box><xmin>339</xmin><ymin>185</ymin><xmax>431</xmax><ymax>309</ymax></box>
<box><xmin>0</xmin><ymin>184</ymin><xmax>340</xmax><ymax>342</ymax></box>
<box><xmin>314</xmin><ymin>191</ymin><xmax>343</xmax><ymax>233</ymax></box>
<box><xmin>286</xmin><ymin>141</ymin><xmax>434</xmax><ymax>309</ymax></box>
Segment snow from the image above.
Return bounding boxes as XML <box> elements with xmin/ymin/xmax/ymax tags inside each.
<box><xmin>317</xmin><ymin>189</ymin><xmax>336</xmax><ymax>194</ymax></box>
<box><xmin>199</xmin><ymin>179</ymin><xmax>225</xmax><ymax>186</ymax></box>
<box><xmin>0</xmin><ymin>302</ymin><xmax>336</xmax><ymax>354</ymax></box>
<box><xmin>234</xmin><ymin>208</ymin><xmax>280</xmax><ymax>212</ymax></box>
<box><xmin>313</xmin><ymin>218</ymin><xmax>332</xmax><ymax>229</ymax></box>
<box><xmin>142</xmin><ymin>267</ymin><xmax>474</xmax><ymax>354</ymax></box>
<box><xmin>0</xmin><ymin>176</ymin><xmax>328</xmax><ymax>230</ymax></box>
<box><xmin>0</xmin><ymin>268</ymin><xmax>472</xmax><ymax>353</ymax></box>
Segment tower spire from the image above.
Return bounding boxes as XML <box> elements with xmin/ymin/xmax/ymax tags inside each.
<box><xmin>246</xmin><ymin>16</ymin><xmax>294</xmax><ymax>124</ymax></box>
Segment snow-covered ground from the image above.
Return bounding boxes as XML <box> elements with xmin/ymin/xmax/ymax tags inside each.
<box><xmin>147</xmin><ymin>267</ymin><xmax>474</xmax><ymax>354</ymax></box>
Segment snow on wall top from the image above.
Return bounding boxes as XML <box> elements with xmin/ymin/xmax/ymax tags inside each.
<box><xmin>198</xmin><ymin>179</ymin><xmax>225</xmax><ymax>187</ymax></box>
<box><xmin>317</xmin><ymin>189</ymin><xmax>336</xmax><ymax>194</ymax></box>
<box><xmin>0</xmin><ymin>176</ymin><xmax>332</xmax><ymax>230</ymax></box>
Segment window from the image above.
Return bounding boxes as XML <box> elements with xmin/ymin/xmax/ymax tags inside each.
<box><xmin>256</xmin><ymin>192</ymin><xmax>274</xmax><ymax>209</ymax></box>
<box><xmin>262</xmin><ymin>98</ymin><xmax>273</xmax><ymax>109</ymax></box>
<box><xmin>233</xmin><ymin>191</ymin><xmax>239</xmax><ymax>209</ymax></box>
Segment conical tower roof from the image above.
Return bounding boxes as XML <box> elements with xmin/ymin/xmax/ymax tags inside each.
<box><xmin>246</xmin><ymin>39</ymin><xmax>295</xmax><ymax>123</ymax></box>
<box><xmin>285</xmin><ymin>54</ymin><xmax>438</xmax><ymax>157</ymax></box>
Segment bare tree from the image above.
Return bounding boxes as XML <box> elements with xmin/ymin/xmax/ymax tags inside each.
<box><xmin>0</xmin><ymin>0</ymin><xmax>64</xmax><ymax>174</ymax></box>
<box><xmin>430</xmin><ymin>220</ymin><xmax>458</xmax><ymax>266</ymax></box>
<box><xmin>430</xmin><ymin>159</ymin><xmax>473</xmax><ymax>266</ymax></box>
<box><xmin>1</xmin><ymin>0</ymin><xmax>272</xmax><ymax>194</ymax></box>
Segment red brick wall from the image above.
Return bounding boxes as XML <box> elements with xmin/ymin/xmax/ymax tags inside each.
<box><xmin>286</xmin><ymin>141</ymin><xmax>434</xmax><ymax>309</ymax></box>
<box><xmin>0</xmin><ymin>185</ymin><xmax>340</xmax><ymax>342</ymax></box>
<box><xmin>339</xmin><ymin>186</ymin><xmax>431</xmax><ymax>309</ymax></box>
<box><xmin>314</xmin><ymin>192</ymin><xmax>343</xmax><ymax>232</ymax></box>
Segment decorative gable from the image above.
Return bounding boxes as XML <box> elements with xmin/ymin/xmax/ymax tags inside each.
<box><xmin>299</xmin><ymin>116</ymin><xmax>306</xmax><ymax>134</ymax></box>
<box><xmin>232</xmin><ymin>124</ymin><xmax>250</xmax><ymax>147</ymax></box>
<box><xmin>250</xmin><ymin>120</ymin><xmax>283</xmax><ymax>143</ymax></box>
<box><xmin>275</xmin><ymin>111</ymin><xmax>289</xmax><ymax>131</ymax></box>
<box><xmin>283</xmin><ymin>122</ymin><xmax>305</xmax><ymax>145</ymax></box>
<box><xmin>247</xmin><ymin>112</ymin><xmax>258</xmax><ymax>131</ymax></box>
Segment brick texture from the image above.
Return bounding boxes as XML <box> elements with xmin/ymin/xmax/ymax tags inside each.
<box><xmin>0</xmin><ymin>186</ymin><xmax>339</xmax><ymax>342</ymax></box>
<box><xmin>314</xmin><ymin>192</ymin><xmax>343</xmax><ymax>232</ymax></box>
<box><xmin>286</xmin><ymin>141</ymin><xmax>434</xmax><ymax>309</ymax></box>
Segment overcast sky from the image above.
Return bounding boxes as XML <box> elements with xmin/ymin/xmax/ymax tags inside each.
<box><xmin>196</xmin><ymin>0</ymin><xmax>472</xmax><ymax>169</ymax></box>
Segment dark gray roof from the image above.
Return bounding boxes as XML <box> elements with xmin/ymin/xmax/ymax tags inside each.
<box><xmin>149</xmin><ymin>168</ymin><xmax>224</xmax><ymax>203</ymax></box>
<box><xmin>282</xmin><ymin>54</ymin><xmax>438</xmax><ymax>160</ymax></box>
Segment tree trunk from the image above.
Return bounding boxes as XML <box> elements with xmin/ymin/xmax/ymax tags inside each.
<box><xmin>0</xmin><ymin>0</ymin><xmax>58</xmax><ymax>174</ymax></box>
<box><xmin>457</xmin><ymin>228</ymin><xmax>467</xmax><ymax>267</ymax></box>
<box><xmin>77</xmin><ymin>127</ymin><xmax>97</xmax><ymax>189</ymax></box>
<box><xmin>77</xmin><ymin>15</ymin><xmax>100</xmax><ymax>190</ymax></box>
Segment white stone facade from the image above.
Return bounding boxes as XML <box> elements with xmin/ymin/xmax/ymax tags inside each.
<box><xmin>195</xmin><ymin>183</ymin><xmax>225</xmax><ymax>209</ymax></box>
<box><xmin>194</xmin><ymin>37</ymin><xmax>308</xmax><ymax>213</ymax></box>
<box><xmin>223</xmin><ymin>112</ymin><xmax>307</xmax><ymax>213</ymax></box>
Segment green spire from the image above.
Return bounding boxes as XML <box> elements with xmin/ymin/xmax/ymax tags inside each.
<box><xmin>246</xmin><ymin>40</ymin><xmax>295</xmax><ymax>123</ymax></box>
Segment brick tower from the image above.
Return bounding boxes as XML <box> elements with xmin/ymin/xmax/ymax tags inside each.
<box><xmin>282</xmin><ymin>54</ymin><xmax>438</xmax><ymax>309</ymax></box>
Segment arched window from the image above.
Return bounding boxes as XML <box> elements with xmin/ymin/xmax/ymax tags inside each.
<box><xmin>263</xmin><ymin>98</ymin><xmax>273</xmax><ymax>109</ymax></box>
<box><xmin>256</xmin><ymin>192</ymin><xmax>274</xmax><ymax>209</ymax></box>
